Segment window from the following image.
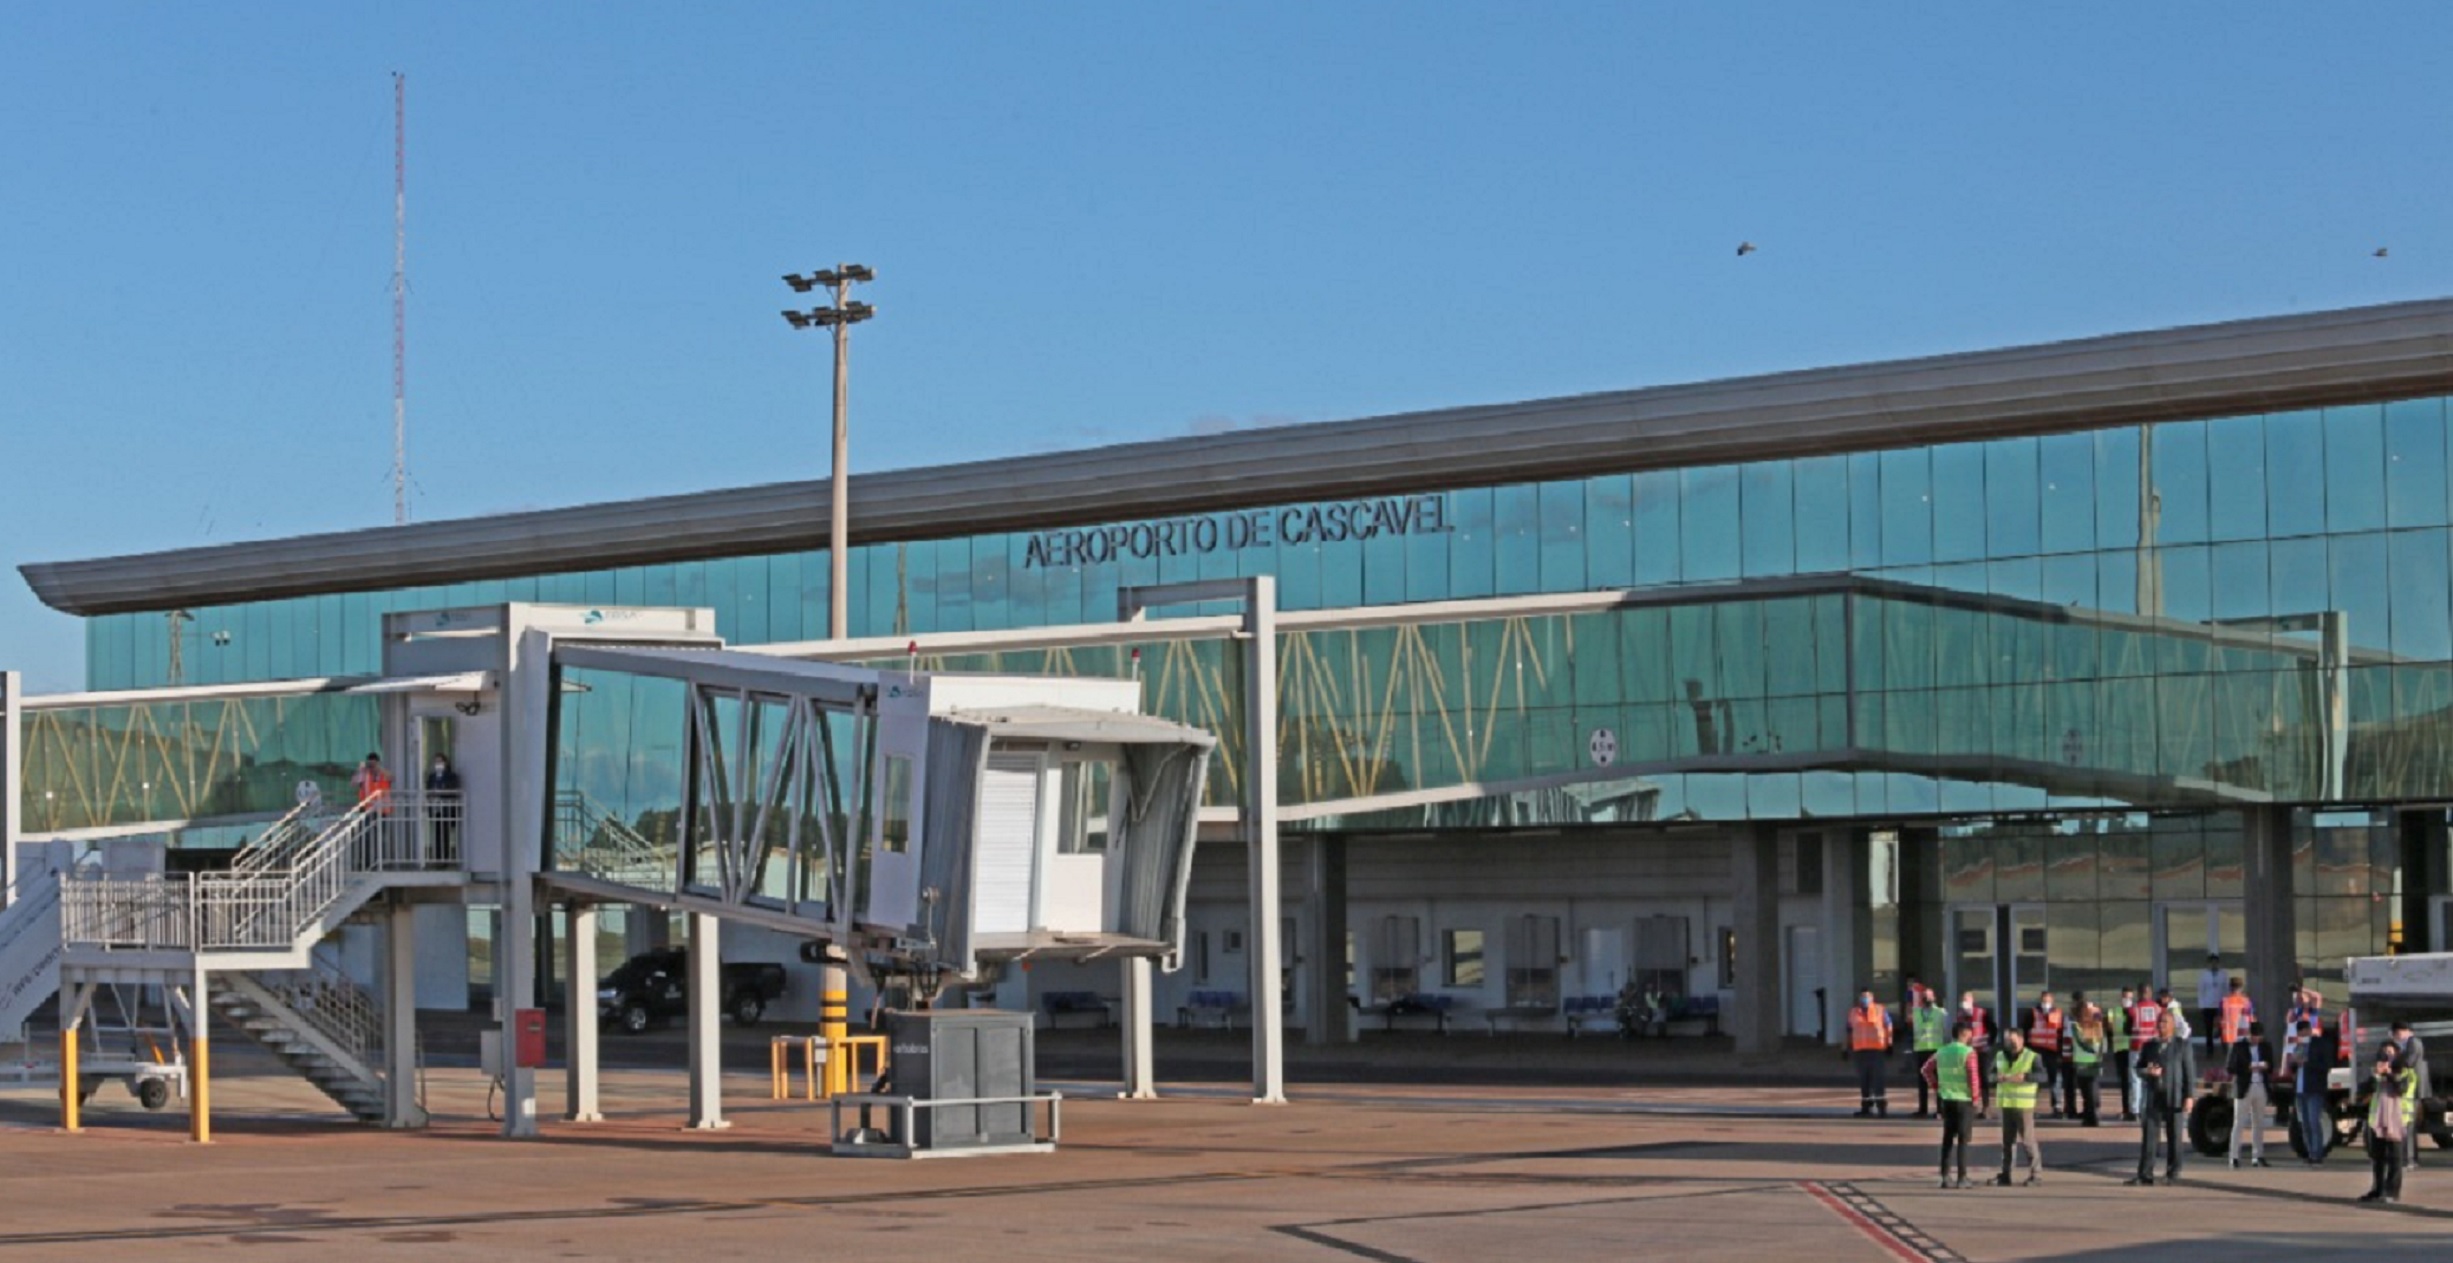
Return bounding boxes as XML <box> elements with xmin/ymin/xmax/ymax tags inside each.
<box><xmin>1058</xmin><ymin>760</ymin><xmax>1110</xmax><ymax>853</ymax></box>
<box><xmin>1194</xmin><ymin>931</ymin><xmax>1211</xmax><ymax>983</ymax></box>
<box><xmin>879</xmin><ymin>755</ymin><xmax>913</xmax><ymax>854</ymax></box>
<box><xmin>1373</xmin><ymin>916</ymin><xmax>1420</xmax><ymax>1001</ymax></box>
<box><xmin>1443</xmin><ymin>928</ymin><xmax>1485</xmax><ymax>988</ymax></box>
<box><xmin>1504</xmin><ymin>914</ymin><xmax>1560</xmax><ymax>1007</ymax></box>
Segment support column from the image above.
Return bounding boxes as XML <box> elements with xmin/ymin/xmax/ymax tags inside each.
<box><xmin>499</xmin><ymin>890</ymin><xmax>539</xmax><ymax>1137</ymax></box>
<box><xmin>188</xmin><ymin>967</ymin><xmax>211</xmax><ymax>1144</ymax></box>
<box><xmin>2243</xmin><ymin>805</ymin><xmax>2298</xmax><ymax>1046</ymax></box>
<box><xmin>1120</xmin><ymin>956</ymin><xmax>1156</xmax><ymax>1099</ymax></box>
<box><xmin>2</xmin><ymin>671</ymin><xmax>20</xmax><ymax>901</ymax></box>
<box><xmin>1244</xmin><ymin>577</ymin><xmax>1286</xmax><ymax>1104</ymax></box>
<box><xmin>58</xmin><ymin>982</ymin><xmax>85</xmax><ymax>1134</ymax></box>
<box><xmin>1819</xmin><ymin>830</ymin><xmax>1871</xmax><ymax>1046</ymax></box>
<box><xmin>565</xmin><ymin>902</ymin><xmax>602</xmax><ymax>1122</ymax></box>
<box><xmin>1303</xmin><ymin>835</ymin><xmax>1352</xmax><ymax>1045</ymax></box>
<box><xmin>385</xmin><ymin>899</ymin><xmax>423</xmax><ymax>1127</ymax></box>
<box><xmin>1730</xmin><ymin>823</ymin><xmax>1783</xmax><ymax>1059</ymax></box>
<box><xmin>686</xmin><ymin>911</ymin><xmax>727</xmax><ymax>1129</ymax></box>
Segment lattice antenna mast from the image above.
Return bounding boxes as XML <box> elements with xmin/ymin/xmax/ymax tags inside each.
<box><xmin>392</xmin><ymin>71</ymin><xmax>408</xmax><ymax>525</ymax></box>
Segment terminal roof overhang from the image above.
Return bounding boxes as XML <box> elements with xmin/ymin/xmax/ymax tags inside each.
<box><xmin>27</xmin><ymin>296</ymin><xmax>2453</xmax><ymax>617</ymax></box>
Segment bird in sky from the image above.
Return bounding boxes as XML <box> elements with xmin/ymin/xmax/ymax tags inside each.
<box><xmin>2375</xmin><ymin>247</ymin><xmax>2390</xmax><ymax>258</ymax></box>
<box><xmin>1736</xmin><ymin>241</ymin><xmax>1758</xmax><ymax>257</ymax></box>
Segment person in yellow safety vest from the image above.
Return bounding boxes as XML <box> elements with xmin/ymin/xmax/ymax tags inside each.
<box><xmin>1923</xmin><ymin>1019</ymin><xmax>1984</xmax><ymax>1189</ymax></box>
<box><xmin>1909</xmin><ymin>983</ymin><xmax>1948</xmax><ymax>1119</ymax></box>
<box><xmin>2027</xmin><ymin>991</ymin><xmax>2068</xmax><ymax>1119</ymax></box>
<box><xmin>1849</xmin><ymin>988</ymin><xmax>1896</xmax><ymax>1118</ymax></box>
<box><xmin>1993</xmin><ymin>1028</ymin><xmax>2044</xmax><ymax>1186</ymax></box>
<box><xmin>2071</xmin><ymin>1002</ymin><xmax>2108</xmax><ymax>1127</ymax></box>
<box><xmin>2220</xmin><ymin>977</ymin><xmax>2256</xmax><ymax>1049</ymax></box>
<box><xmin>2359</xmin><ymin>1045</ymin><xmax>2416</xmax><ymax>1204</ymax></box>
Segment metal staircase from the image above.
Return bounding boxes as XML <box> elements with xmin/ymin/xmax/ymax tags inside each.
<box><xmin>209</xmin><ymin>962</ymin><xmax>409</xmax><ymax>1125</ymax></box>
<box><xmin>0</xmin><ymin>879</ymin><xmax>64</xmax><ymax>1040</ymax></box>
<box><xmin>43</xmin><ymin>794</ymin><xmax>459</xmax><ymax>1124</ymax></box>
<box><xmin>555</xmin><ymin>791</ymin><xmax>672</xmax><ymax>890</ymax></box>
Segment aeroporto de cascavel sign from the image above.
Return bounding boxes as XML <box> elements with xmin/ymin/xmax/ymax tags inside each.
<box><xmin>1021</xmin><ymin>494</ymin><xmax>1453</xmax><ymax>569</ymax></box>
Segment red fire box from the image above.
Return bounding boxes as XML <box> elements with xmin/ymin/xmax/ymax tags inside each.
<box><xmin>514</xmin><ymin>1008</ymin><xmax>548</xmax><ymax>1068</ymax></box>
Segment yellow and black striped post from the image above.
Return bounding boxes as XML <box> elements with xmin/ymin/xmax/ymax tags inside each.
<box><xmin>820</xmin><ymin>968</ymin><xmax>849</xmax><ymax>1097</ymax></box>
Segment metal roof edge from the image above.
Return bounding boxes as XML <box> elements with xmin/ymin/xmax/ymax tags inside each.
<box><xmin>26</xmin><ymin>296</ymin><xmax>2453</xmax><ymax>616</ymax></box>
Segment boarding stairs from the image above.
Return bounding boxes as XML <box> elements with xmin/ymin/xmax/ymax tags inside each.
<box><xmin>0</xmin><ymin>878</ymin><xmax>65</xmax><ymax>1042</ymax></box>
<box><xmin>24</xmin><ymin>793</ymin><xmax>459</xmax><ymax>1123</ymax></box>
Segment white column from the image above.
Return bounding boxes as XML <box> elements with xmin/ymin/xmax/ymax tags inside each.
<box><xmin>1245</xmin><ymin>576</ymin><xmax>1286</xmax><ymax>1104</ymax></box>
<box><xmin>2</xmin><ymin>671</ymin><xmax>19</xmax><ymax>902</ymax></box>
<box><xmin>385</xmin><ymin>900</ymin><xmax>423</xmax><ymax>1127</ymax></box>
<box><xmin>566</xmin><ymin>903</ymin><xmax>602</xmax><ymax>1122</ymax></box>
<box><xmin>686</xmin><ymin>911</ymin><xmax>727</xmax><ymax>1129</ymax></box>
<box><xmin>1120</xmin><ymin>956</ymin><xmax>1155</xmax><ymax>1099</ymax></box>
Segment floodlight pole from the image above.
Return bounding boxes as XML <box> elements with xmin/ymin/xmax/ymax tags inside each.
<box><xmin>781</xmin><ymin>265</ymin><xmax>877</xmax><ymax>641</ymax></box>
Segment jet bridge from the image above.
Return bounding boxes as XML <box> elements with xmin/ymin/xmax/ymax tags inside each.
<box><xmin>532</xmin><ymin>642</ymin><xmax>1214</xmax><ymax>1135</ymax></box>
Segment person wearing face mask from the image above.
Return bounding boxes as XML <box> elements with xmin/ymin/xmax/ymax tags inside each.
<box><xmin>425</xmin><ymin>752</ymin><xmax>464</xmax><ymax>861</ymax></box>
<box><xmin>1848</xmin><ymin>986</ymin><xmax>1896</xmax><ymax>1118</ymax></box>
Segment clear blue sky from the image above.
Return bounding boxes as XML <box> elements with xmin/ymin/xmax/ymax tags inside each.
<box><xmin>5</xmin><ymin>3</ymin><xmax>2450</xmax><ymax>691</ymax></box>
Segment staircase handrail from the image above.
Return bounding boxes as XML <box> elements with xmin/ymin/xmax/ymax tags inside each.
<box><xmin>256</xmin><ymin>954</ymin><xmax>383</xmax><ymax>1066</ymax></box>
<box><xmin>554</xmin><ymin>791</ymin><xmax>669</xmax><ymax>884</ymax></box>
<box><xmin>0</xmin><ymin>875</ymin><xmax>61</xmax><ymax>960</ymax></box>
<box><xmin>230</xmin><ymin>797</ymin><xmax>323</xmax><ymax>875</ymax></box>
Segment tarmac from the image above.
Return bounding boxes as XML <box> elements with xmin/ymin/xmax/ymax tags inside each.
<box><xmin>3</xmin><ymin>1027</ymin><xmax>2449</xmax><ymax>1260</ymax></box>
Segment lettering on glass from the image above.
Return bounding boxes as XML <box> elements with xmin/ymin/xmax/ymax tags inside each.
<box><xmin>1020</xmin><ymin>494</ymin><xmax>1452</xmax><ymax>569</ymax></box>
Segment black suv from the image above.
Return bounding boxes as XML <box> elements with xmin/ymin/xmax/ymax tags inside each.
<box><xmin>597</xmin><ymin>948</ymin><xmax>788</xmax><ymax>1033</ymax></box>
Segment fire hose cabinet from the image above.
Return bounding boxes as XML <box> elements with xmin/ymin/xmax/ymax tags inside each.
<box><xmin>514</xmin><ymin>1009</ymin><xmax>548</xmax><ymax>1069</ymax></box>
<box><xmin>886</xmin><ymin>1009</ymin><xmax>1035</xmax><ymax>1150</ymax></box>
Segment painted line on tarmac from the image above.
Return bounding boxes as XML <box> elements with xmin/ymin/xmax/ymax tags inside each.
<box><xmin>1802</xmin><ymin>1180</ymin><xmax>1965</xmax><ymax>1263</ymax></box>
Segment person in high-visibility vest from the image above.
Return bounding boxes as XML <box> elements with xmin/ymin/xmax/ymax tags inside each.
<box><xmin>2360</xmin><ymin>1045</ymin><xmax>2417</xmax><ymax>1204</ymax></box>
<box><xmin>1848</xmin><ymin>988</ymin><xmax>1895</xmax><ymax>1118</ymax></box>
<box><xmin>1958</xmin><ymin>992</ymin><xmax>1996</xmax><ymax>1119</ymax></box>
<box><xmin>1909</xmin><ymin>983</ymin><xmax>1947</xmax><ymax>1119</ymax></box>
<box><xmin>1923</xmin><ymin>1019</ymin><xmax>1984</xmax><ymax>1189</ymax></box>
<box><xmin>2026</xmin><ymin>991</ymin><xmax>2068</xmax><ymax>1119</ymax></box>
<box><xmin>2219</xmin><ymin>977</ymin><xmax>2255</xmax><ymax>1049</ymax></box>
<box><xmin>1993</xmin><ymin>1028</ymin><xmax>2044</xmax><ymax>1186</ymax></box>
<box><xmin>2071</xmin><ymin>1001</ymin><xmax>2108</xmax><ymax>1127</ymax></box>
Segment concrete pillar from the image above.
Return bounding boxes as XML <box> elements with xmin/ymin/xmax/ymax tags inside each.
<box><xmin>1730</xmin><ymin>823</ymin><xmax>1783</xmax><ymax>1059</ymax></box>
<box><xmin>1819</xmin><ymin>830</ymin><xmax>1871</xmax><ymax>1046</ymax></box>
<box><xmin>2242</xmin><ymin>805</ymin><xmax>2298</xmax><ymax>1045</ymax></box>
<box><xmin>686</xmin><ymin>911</ymin><xmax>726</xmax><ymax>1129</ymax></box>
<box><xmin>1303</xmin><ymin>835</ymin><xmax>1352</xmax><ymax>1044</ymax></box>
<box><xmin>1120</xmin><ymin>956</ymin><xmax>1155</xmax><ymax>1099</ymax></box>
<box><xmin>565</xmin><ymin>903</ymin><xmax>602</xmax><ymax>1122</ymax></box>
<box><xmin>1244</xmin><ymin>577</ymin><xmax>1286</xmax><ymax>1104</ymax></box>
<box><xmin>498</xmin><ymin>894</ymin><xmax>539</xmax><ymax>1137</ymax></box>
<box><xmin>384</xmin><ymin>900</ymin><xmax>423</xmax><ymax>1127</ymax></box>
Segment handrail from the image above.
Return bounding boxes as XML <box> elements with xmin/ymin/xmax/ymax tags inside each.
<box><xmin>254</xmin><ymin>955</ymin><xmax>383</xmax><ymax>1066</ymax></box>
<box><xmin>60</xmin><ymin>793</ymin><xmax>466</xmax><ymax>954</ymax></box>
<box><xmin>554</xmin><ymin>791</ymin><xmax>668</xmax><ymax>884</ymax></box>
<box><xmin>230</xmin><ymin>797</ymin><xmax>330</xmax><ymax>875</ymax></box>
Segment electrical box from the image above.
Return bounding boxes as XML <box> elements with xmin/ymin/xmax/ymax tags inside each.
<box><xmin>885</xmin><ymin>1009</ymin><xmax>1035</xmax><ymax>1150</ymax></box>
<box><xmin>514</xmin><ymin>1008</ymin><xmax>547</xmax><ymax>1068</ymax></box>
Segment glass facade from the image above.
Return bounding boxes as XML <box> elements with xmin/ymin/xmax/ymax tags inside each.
<box><xmin>68</xmin><ymin>394</ymin><xmax>2453</xmax><ymax>825</ymax></box>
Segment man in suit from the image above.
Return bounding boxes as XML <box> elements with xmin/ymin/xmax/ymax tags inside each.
<box><xmin>2226</xmin><ymin>1020</ymin><xmax>2276</xmax><ymax>1168</ymax></box>
<box><xmin>2127</xmin><ymin>1011</ymin><xmax>2197</xmax><ymax>1185</ymax></box>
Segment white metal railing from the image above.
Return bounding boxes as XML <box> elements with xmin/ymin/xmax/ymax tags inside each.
<box><xmin>231</xmin><ymin>797</ymin><xmax>334</xmax><ymax>876</ymax></box>
<box><xmin>60</xmin><ymin>793</ymin><xmax>464</xmax><ymax>955</ymax></box>
<box><xmin>254</xmin><ymin>955</ymin><xmax>384</xmax><ymax>1066</ymax></box>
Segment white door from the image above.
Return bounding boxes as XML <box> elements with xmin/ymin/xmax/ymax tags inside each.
<box><xmin>1581</xmin><ymin>926</ymin><xmax>1627</xmax><ymax>1000</ymax></box>
<box><xmin>1785</xmin><ymin>924</ymin><xmax>1822</xmax><ymax>1037</ymax></box>
<box><xmin>972</xmin><ymin>754</ymin><xmax>1043</xmax><ymax>935</ymax></box>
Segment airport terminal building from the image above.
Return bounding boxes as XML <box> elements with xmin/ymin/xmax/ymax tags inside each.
<box><xmin>22</xmin><ymin>297</ymin><xmax>2453</xmax><ymax>1049</ymax></box>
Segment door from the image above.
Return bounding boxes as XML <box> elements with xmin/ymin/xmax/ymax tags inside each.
<box><xmin>1785</xmin><ymin>924</ymin><xmax>1822</xmax><ymax>1038</ymax></box>
<box><xmin>2006</xmin><ymin>905</ymin><xmax>2050</xmax><ymax>1009</ymax></box>
<box><xmin>1947</xmin><ymin>905</ymin><xmax>1998</xmax><ymax>1017</ymax></box>
<box><xmin>972</xmin><ymin>754</ymin><xmax>1044</xmax><ymax>935</ymax></box>
<box><xmin>1581</xmin><ymin>926</ymin><xmax>1627</xmax><ymax>1000</ymax></box>
<box><xmin>1948</xmin><ymin>904</ymin><xmax>2046</xmax><ymax>1022</ymax></box>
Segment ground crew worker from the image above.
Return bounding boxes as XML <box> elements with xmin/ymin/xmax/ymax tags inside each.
<box><xmin>1958</xmin><ymin>991</ymin><xmax>1995</xmax><ymax>1119</ymax></box>
<box><xmin>2127</xmin><ymin>986</ymin><xmax>2163</xmax><ymax>1121</ymax></box>
<box><xmin>2220</xmin><ymin>977</ymin><xmax>2255</xmax><ymax>1050</ymax></box>
<box><xmin>2071</xmin><ymin>1001</ymin><xmax>2107</xmax><ymax>1127</ymax></box>
<box><xmin>1924</xmin><ymin>1019</ymin><xmax>1983</xmax><ymax>1189</ymax></box>
<box><xmin>1993</xmin><ymin>1027</ymin><xmax>2044</xmax><ymax>1185</ymax></box>
<box><xmin>1909</xmin><ymin>984</ymin><xmax>1947</xmax><ymax>1119</ymax></box>
<box><xmin>2026</xmin><ymin>990</ymin><xmax>2067</xmax><ymax>1119</ymax></box>
<box><xmin>1849</xmin><ymin>987</ymin><xmax>1894</xmax><ymax>1118</ymax></box>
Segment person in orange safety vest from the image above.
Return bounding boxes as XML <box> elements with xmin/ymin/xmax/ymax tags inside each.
<box><xmin>2219</xmin><ymin>977</ymin><xmax>2256</xmax><ymax>1048</ymax></box>
<box><xmin>1850</xmin><ymin>988</ymin><xmax>1896</xmax><ymax>1118</ymax></box>
<box><xmin>2026</xmin><ymin>991</ymin><xmax>2069</xmax><ymax>1119</ymax></box>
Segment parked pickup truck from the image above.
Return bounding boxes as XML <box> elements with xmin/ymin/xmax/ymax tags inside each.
<box><xmin>597</xmin><ymin>949</ymin><xmax>788</xmax><ymax>1033</ymax></box>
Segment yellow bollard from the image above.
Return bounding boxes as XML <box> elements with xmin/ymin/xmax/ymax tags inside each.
<box><xmin>820</xmin><ymin>986</ymin><xmax>848</xmax><ymax>1097</ymax></box>
<box><xmin>59</xmin><ymin>1025</ymin><xmax>79</xmax><ymax>1133</ymax></box>
<box><xmin>189</xmin><ymin>1034</ymin><xmax>210</xmax><ymax>1144</ymax></box>
<box><xmin>769</xmin><ymin>1036</ymin><xmax>790</xmax><ymax>1100</ymax></box>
